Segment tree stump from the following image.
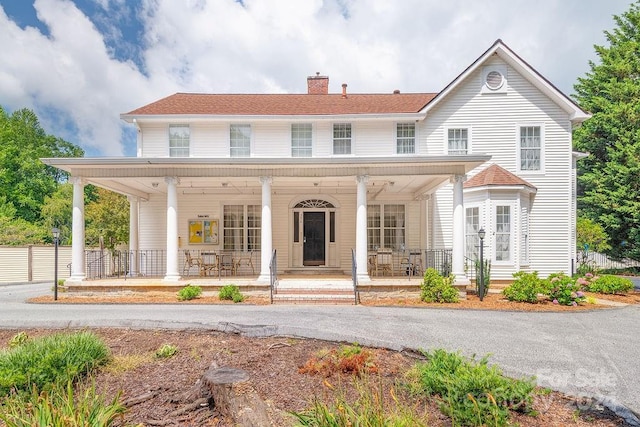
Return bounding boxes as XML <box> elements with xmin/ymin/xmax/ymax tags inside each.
<box><xmin>201</xmin><ymin>365</ymin><xmax>274</xmax><ymax>427</ymax></box>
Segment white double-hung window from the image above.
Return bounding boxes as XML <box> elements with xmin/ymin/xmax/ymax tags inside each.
<box><xmin>448</xmin><ymin>128</ymin><xmax>468</xmax><ymax>155</ymax></box>
<box><xmin>396</xmin><ymin>123</ymin><xmax>415</xmax><ymax>154</ymax></box>
<box><xmin>495</xmin><ymin>206</ymin><xmax>511</xmax><ymax>261</ymax></box>
<box><xmin>169</xmin><ymin>125</ymin><xmax>189</xmax><ymax>157</ymax></box>
<box><xmin>519</xmin><ymin>126</ymin><xmax>542</xmax><ymax>171</ymax></box>
<box><xmin>230</xmin><ymin>124</ymin><xmax>251</xmax><ymax>157</ymax></box>
<box><xmin>333</xmin><ymin>123</ymin><xmax>351</xmax><ymax>155</ymax></box>
<box><xmin>291</xmin><ymin>123</ymin><xmax>312</xmax><ymax>157</ymax></box>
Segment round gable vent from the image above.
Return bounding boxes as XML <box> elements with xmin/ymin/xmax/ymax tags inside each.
<box><xmin>485</xmin><ymin>70</ymin><xmax>504</xmax><ymax>90</ymax></box>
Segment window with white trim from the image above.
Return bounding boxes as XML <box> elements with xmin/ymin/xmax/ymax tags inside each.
<box><xmin>291</xmin><ymin>123</ymin><xmax>312</xmax><ymax>157</ymax></box>
<box><xmin>520</xmin><ymin>126</ymin><xmax>541</xmax><ymax>170</ymax></box>
<box><xmin>223</xmin><ymin>205</ymin><xmax>261</xmax><ymax>251</ymax></box>
<box><xmin>521</xmin><ymin>206</ymin><xmax>529</xmax><ymax>265</ymax></box>
<box><xmin>230</xmin><ymin>124</ymin><xmax>251</xmax><ymax>157</ymax></box>
<box><xmin>367</xmin><ymin>204</ymin><xmax>405</xmax><ymax>251</ymax></box>
<box><xmin>448</xmin><ymin>128</ymin><xmax>468</xmax><ymax>155</ymax></box>
<box><xmin>465</xmin><ymin>207</ymin><xmax>480</xmax><ymax>259</ymax></box>
<box><xmin>333</xmin><ymin>123</ymin><xmax>351</xmax><ymax>155</ymax></box>
<box><xmin>396</xmin><ymin>123</ymin><xmax>415</xmax><ymax>154</ymax></box>
<box><xmin>495</xmin><ymin>206</ymin><xmax>511</xmax><ymax>261</ymax></box>
<box><xmin>169</xmin><ymin>125</ymin><xmax>189</xmax><ymax>157</ymax></box>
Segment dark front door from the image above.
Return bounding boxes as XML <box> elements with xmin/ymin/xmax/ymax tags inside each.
<box><xmin>303</xmin><ymin>212</ymin><xmax>325</xmax><ymax>266</ymax></box>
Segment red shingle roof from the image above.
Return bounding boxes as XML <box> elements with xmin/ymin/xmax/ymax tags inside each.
<box><xmin>464</xmin><ymin>164</ymin><xmax>536</xmax><ymax>189</ymax></box>
<box><xmin>123</xmin><ymin>92</ymin><xmax>437</xmax><ymax>116</ymax></box>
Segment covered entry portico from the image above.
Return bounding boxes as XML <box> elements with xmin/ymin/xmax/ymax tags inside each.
<box><xmin>42</xmin><ymin>155</ymin><xmax>490</xmax><ymax>285</ymax></box>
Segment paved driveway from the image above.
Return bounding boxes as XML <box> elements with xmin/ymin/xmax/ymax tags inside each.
<box><xmin>1</xmin><ymin>282</ymin><xmax>639</xmax><ymax>423</ymax></box>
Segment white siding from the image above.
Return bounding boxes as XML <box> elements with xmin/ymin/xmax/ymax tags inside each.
<box><xmin>427</xmin><ymin>57</ymin><xmax>573</xmax><ymax>278</ymax></box>
<box><xmin>0</xmin><ymin>246</ymin><xmax>72</xmax><ymax>283</ymax></box>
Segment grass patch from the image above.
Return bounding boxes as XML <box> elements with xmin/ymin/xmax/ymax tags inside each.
<box><xmin>0</xmin><ymin>331</ymin><xmax>109</xmax><ymax>396</ymax></box>
<box><xmin>290</xmin><ymin>375</ymin><xmax>428</xmax><ymax>426</ymax></box>
<box><xmin>405</xmin><ymin>349</ymin><xmax>535</xmax><ymax>426</ymax></box>
<box><xmin>0</xmin><ymin>381</ymin><xmax>125</xmax><ymax>427</ymax></box>
<box><xmin>102</xmin><ymin>353</ymin><xmax>154</xmax><ymax>375</ymax></box>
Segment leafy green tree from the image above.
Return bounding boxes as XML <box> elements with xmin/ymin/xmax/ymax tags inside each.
<box><xmin>40</xmin><ymin>183</ymin><xmax>73</xmax><ymax>245</ymax></box>
<box><xmin>573</xmin><ymin>1</ymin><xmax>640</xmax><ymax>261</ymax></box>
<box><xmin>85</xmin><ymin>188</ymin><xmax>129</xmax><ymax>250</ymax></box>
<box><xmin>0</xmin><ymin>107</ymin><xmax>83</xmax><ymax>224</ymax></box>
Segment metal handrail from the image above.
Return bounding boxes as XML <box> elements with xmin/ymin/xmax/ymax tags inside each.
<box><xmin>351</xmin><ymin>249</ymin><xmax>359</xmax><ymax>305</ymax></box>
<box><xmin>269</xmin><ymin>249</ymin><xmax>277</xmax><ymax>304</ymax></box>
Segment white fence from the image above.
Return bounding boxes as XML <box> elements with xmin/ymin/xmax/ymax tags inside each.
<box><xmin>0</xmin><ymin>246</ymin><xmax>72</xmax><ymax>284</ymax></box>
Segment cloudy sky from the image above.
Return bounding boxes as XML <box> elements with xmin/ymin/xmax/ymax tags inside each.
<box><xmin>0</xmin><ymin>0</ymin><xmax>632</xmax><ymax>157</ymax></box>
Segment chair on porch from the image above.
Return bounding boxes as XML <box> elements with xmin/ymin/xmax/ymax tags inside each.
<box><xmin>375</xmin><ymin>248</ymin><xmax>394</xmax><ymax>276</ymax></box>
<box><xmin>182</xmin><ymin>250</ymin><xmax>202</xmax><ymax>277</ymax></box>
<box><xmin>234</xmin><ymin>250</ymin><xmax>255</xmax><ymax>275</ymax></box>
<box><xmin>219</xmin><ymin>252</ymin><xmax>235</xmax><ymax>276</ymax></box>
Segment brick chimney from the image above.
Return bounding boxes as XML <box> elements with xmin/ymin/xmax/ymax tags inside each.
<box><xmin>307</xmin><ymin>72</ymin><xmax>329</xmax><ymax>95</ymax></box>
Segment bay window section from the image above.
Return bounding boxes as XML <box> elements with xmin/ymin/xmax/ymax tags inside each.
<box><xmin>465</xmin><ymin>207</ymin><xmax>480</xmax><ymax>259</ymax></box>
<box><xmin>495</xmin><ymin>206</ymin><xmax>511</xmax><ymax>261</ymax></box>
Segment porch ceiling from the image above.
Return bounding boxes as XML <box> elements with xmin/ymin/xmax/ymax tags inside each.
<box><xmin>42</xmin><ymin>155</ymin><xmax>490</xmax><ymax>200</ymax></box>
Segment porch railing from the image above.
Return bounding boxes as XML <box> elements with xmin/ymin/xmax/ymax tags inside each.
<box><xmin>269</xmin><ymin>249</ymin><xmax>278</xmax><ymax>304</ymax></box>
<box><xmin>351</xmin><ymin>249</ymin><xmax>359</xmax><ymax>304</ymax></box>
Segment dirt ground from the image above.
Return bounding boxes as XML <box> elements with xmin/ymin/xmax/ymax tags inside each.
<box><xmin>0</xmin><ymin>328</ymin><xmax>629</xmax><ymax>426</ymax></box>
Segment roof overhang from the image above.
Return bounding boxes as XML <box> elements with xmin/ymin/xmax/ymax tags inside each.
<box><xmin>464</xmin><ymin>184</ymin><xmax>537</xmax><ymax>195</ymax></box>
<box><xmin>121</xmin><ymin>113</ymin><xmax>426</xmax><ymax>124</ymax></box>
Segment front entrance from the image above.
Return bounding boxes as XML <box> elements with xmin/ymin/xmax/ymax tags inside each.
<box><xmin>303</xmin><ymin>212</ymin><xmax>325</xmax><ymax>266</ymax></box>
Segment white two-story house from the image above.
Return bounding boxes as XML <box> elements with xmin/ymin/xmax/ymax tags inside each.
<box><xmin>43</xmin><ymin>40</ymin><xmax>589</xmax><ymax>286</ymax></box>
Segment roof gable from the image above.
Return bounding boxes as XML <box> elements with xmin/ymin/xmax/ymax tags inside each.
<box><xmin>464</xmin><ymin>164</ymin><xmax>536</xmax><ymax>190</ymax></box>
<box><xmin>420</xmin><ymin>39</ymin><xmax>589</xmax><ymax>124</ymax></box>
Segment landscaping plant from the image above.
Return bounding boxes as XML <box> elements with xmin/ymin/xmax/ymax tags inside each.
<box><xmin>0</xmin><ymin>331</ymin><xmax>109</xmax><ymax>396</ymax></box>
<box><xmin>503</xmin><ymin>271</ymin><xmax>544</xmax><ymax>303</ymax></box>
<box><xmin>155</xmin><ymin>344</ymin><xmax>179</xmax><ymax>359</ymax></box>
<box><xmin>298</xmin><ymin>343</ymin><xmax>378</xmax><ymax>377</ymax></box>
<box><xmin>176</xmin><ymin>284</ymin><xmax>202</xmax><ymax>301</ymax></box>
<box><xmin>420</xmin><ymin>268</ymin><xmax>459</xmax><ymax>303</ymax></box>
<box><xmin>585</xmin><ymin>274</ymin><xmax>633</xmax><ymax>294</ymax></box>
<box><xmin>545</xmin><ymin>272</ymin><xmax>585</xmax><ymax>306</ymax></box>
<box><xmin>218</xmin><ymin>284</ymin><xmax>245</xmax><ymax>303</ymax></box>
<box><xmin>406</xmin><ymin>349</ymin><xmax>535</xmax><ymax>426</ymax></box>
<box><xmin>0</xmin><ymin>381</ymin><xmax>125</xmax><ymax>427</ymax></box>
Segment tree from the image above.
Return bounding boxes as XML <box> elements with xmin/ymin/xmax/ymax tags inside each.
<box><xmin>85</xmin><ymin>188</ymin><xmax>129</xmax><ymax>250</ymax></box>
<box><xmin>0</xmin><ymin>107</ymin><xmax>83</xmax><ymax>224</ymax></box>
<box><xmin>573</xmin><ymin>1</ymin><xmax>640</xmax><ymax>261</ymax></box>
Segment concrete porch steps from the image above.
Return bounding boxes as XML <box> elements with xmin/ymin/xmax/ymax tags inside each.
<box><xmin>272</xmin><ymin>279</ymin><xmax>357</xmax><ymax>305</ymax></box>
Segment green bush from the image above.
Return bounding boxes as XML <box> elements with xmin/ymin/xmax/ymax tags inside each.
<box><xmin>219</xmin><ymin>284</ymin><xmax>245</xmax><ymax>303</ymax></box>
<box><xmin>545</xmin><ymin>272</ymin><xmax>585</xmax><ymax>306</ymax></box>
<box><xmin>8</xmin><ymin>332</ymin><xmax>29</xmax><ymax>348</ymax></box>
<box><xmin>176</xmin><ymin>284</ymin><xmax>202</xmax><ymax>301</ymax></box>
<box><xmin>586</xmin><ymin>275</ymin><xmax>634</xmax><ymax>294</ymax></box>
<box><xmin>420</xmin><ymin>268</ymin><xmax>459</xmax><ymax>303</ymax></box>
<box><xmin>0</xmin><ymin>331</ymin><xmax>109</xmax><ymax>396</ymax></box>
<box><xmin>503</xmin><ymin>271</ymin><xmax>544</xmax><ymax>303</ymax></box>
<box><xmin>407</xmin><ymin>349</ymin><xmax>535</xmax><ymax>426</ymax></box>
<box><xmin>0</xmin><ymin>381</ymin><xmax>125</xmax><ymax>427</ymax></box>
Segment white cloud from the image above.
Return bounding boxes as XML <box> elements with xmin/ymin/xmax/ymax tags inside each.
<box><xmin>0</xmin><ymin>0</ymin><xmax>632</xmax><ymax>156</ymax></box>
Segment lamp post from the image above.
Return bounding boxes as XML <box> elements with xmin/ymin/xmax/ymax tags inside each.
<box><xmin>52</xmin><ymin>227</ymin><xmax>59</xmax><ymax>301</ymax></box>
<box><xmin>478</xmin><ymin>228</ymin><xmax>486</xmax><ymax>301</ymax></box>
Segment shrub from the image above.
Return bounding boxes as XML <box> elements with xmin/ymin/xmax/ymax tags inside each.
<box><xmin>8</xmin><ymin>332</ymin><xmax>29</xmax><ymax>348</ymax></box>
<box><xmin>475</xmin><ymin>259</ymin><xmax>491</xmax><ymax>298</ymax></box>
<box><xmin>155</xmin><ymin>344</ymin><xmax>178</xmax><ymax>359</ymax></box>
<box><xmin>420</xmin><ymin>268</ymin><xmax>459</xmax><ymax>303</ymax></box>
<box><xmin>0</xmin><ymin>381</ymin><xmax>125</xmax><ymax>427</ymax></box>
<box><xmin>176</xmin><ymin>284</ymin><xmax>202</xmax><ymax>301</ymax></box>
<box><xmin>299</xmin><ymin>343</ymin><xmax>378</xmax><ymax>377</ymax></box>
<box><xmin>586</xmin><ymin>275</ymin><xmax>634</xmax><ymax>294</ymax></box>
<box><xmin>290</xmin><ymin>375</ymin><xmax>428</xmax><ymax>426</ymax></box>
<box><xmin>406</xmin><ymin>349</ymin><xmax>535</xmax><ymax>426</ymax></box>
<box><xmin>0</xmin><ymin>331</ymin><xmax>109</xmax><ymax>396</ymax></box>
<box><xmin>545</xmin><ymin>272</ymin><xmax>585</xmax><ymax>306</ymax></box>
<box><xmin>219</xmin><ymin>284</ymin><xmax>245</xmax><ymax>303</ymax></box>
<box><xmin>503</xmin><ymin>271</ymin><xmax>544</xmax><ymax>303</ymax></box>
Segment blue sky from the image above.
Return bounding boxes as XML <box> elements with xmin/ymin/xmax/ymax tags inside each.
<box><xmin>0</xmin><ymin>0</ymin><xmax>633</xmax><ymax>157</ymax></box>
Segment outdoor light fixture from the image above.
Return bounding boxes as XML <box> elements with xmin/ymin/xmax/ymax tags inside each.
<box><xmin>52</xmin><ymin>227</ymin><xmax>60</xmax><ymax>301</ymax></box>
<box><xmin>478</xmin><ymin>228</ymin><xmax>486</xmax><ymax>301</ymax></box>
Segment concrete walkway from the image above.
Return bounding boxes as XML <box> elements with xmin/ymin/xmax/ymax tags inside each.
<box><xmin>1</xmin><ymin>282</ymin><xmax>639</xmax><ymax>424</ymax></box>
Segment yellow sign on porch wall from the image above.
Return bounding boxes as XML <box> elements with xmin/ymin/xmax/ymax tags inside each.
<box><xmin>188</xmin><ymin>219</ymin><xmax>218</xmax><ymax>245</ymax></box>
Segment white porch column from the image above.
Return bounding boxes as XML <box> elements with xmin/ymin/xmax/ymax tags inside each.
<box><xmin>451</xmin><ymin>174</ymin><xmax>470</xmax><ymax>286</ymax></box>
<box><xmin>128</xmin><ymin>196</ymin><xmax>139</xmax><ymax>277</ymax></box>
<box><xmin>164</xmin><ymin>177</ymin><xmax>180</xmax><ymax>282</ymax></box>
<box><xmin>356</xmin><ymin>175</ymin><xmax>370</xmax><ymax>282</ymax></box>
<box><xmin>258</xmin><ymin>176</ymin><xmax>273</xmax><ymax>282</ymax></box>
<box><xmin>68</xmin><ymin>177</ymin><xmax>85</xmax><ymax>283</ymax></box>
